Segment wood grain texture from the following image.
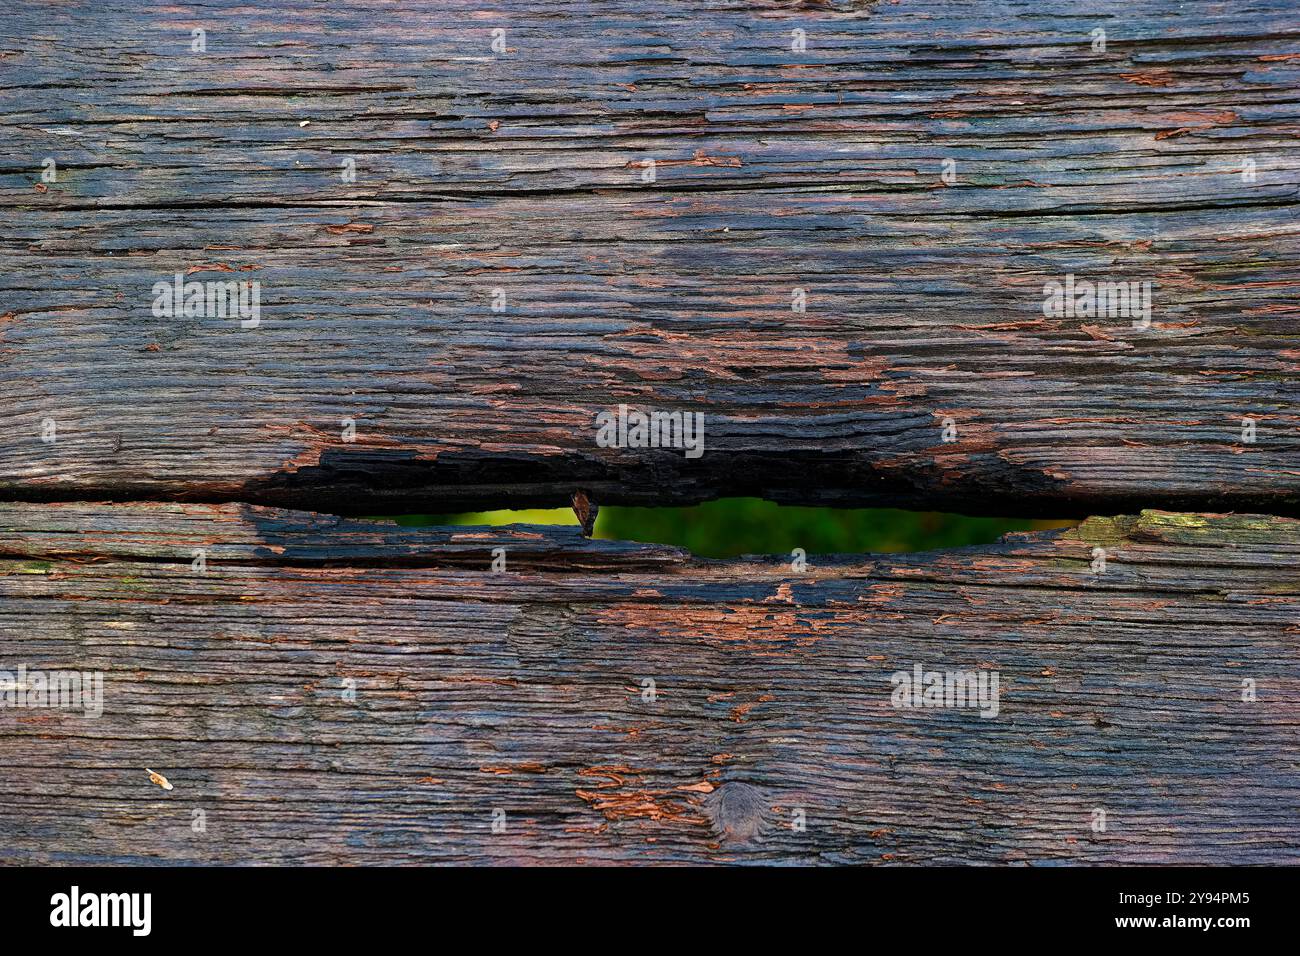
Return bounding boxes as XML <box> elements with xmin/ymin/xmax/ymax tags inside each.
<box><xmin>1</xmin><ymin>1</ymin><xmax>1298</xmax><ymax>515</ymax></box>
<box><xmin>1</xmin><ymin>501</ymin><xmax>1297</xmax><ymax>864</ymax></box>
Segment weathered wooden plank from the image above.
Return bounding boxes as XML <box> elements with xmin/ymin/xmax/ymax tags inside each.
<box><xmin>2</xmin><ymin>1</ymin><xmax>1298</xmax><ymax>515</ymax></box>
<box><xmin>1</xmin><ymin>502</ymin><xmax>1296</xmax><ymax>864</ymax></box>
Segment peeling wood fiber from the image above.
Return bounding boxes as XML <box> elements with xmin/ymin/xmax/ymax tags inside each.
<box><xmin>0</xmin><ymin>502</ymin><xmax>1297</xmax><ymax>864</ymax></box>
<box><xmin>0</xmin><ymin>1</ymin><xmax>1297</xmax><ymax>515</ymax></box>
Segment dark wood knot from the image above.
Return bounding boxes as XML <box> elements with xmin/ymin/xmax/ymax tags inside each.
<box><xmin>705</xmin><ymin>781</ymin><xmax>768</xmax><ymax>843</ymax></box>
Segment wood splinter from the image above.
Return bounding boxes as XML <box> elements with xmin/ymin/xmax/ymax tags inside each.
<box><xmin>571</xmin><ymin>488</ymin><xmax>598</xmax><ymax>538</ymax></box>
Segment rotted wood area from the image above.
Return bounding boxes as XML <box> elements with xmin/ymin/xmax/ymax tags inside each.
<box><xmin>1</xmin><ymin>0</ymin><xmax>1298</xmax><ymax>516</ymax></box>
<box><xmin>0</xmin><ymin>502</ymin><xmax>1296</xmax><ymax>864</ymax></box>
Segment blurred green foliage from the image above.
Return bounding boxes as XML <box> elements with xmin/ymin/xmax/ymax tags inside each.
<box><xmin>384</xmin><ymin>498</ymin><xmax>1076</xmax><ymax>558</ymax></box>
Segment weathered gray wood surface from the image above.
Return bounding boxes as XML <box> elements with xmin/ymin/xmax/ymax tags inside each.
<box><xmin>1</xmin><ymin>502</ymin><xmax>1297</xmax><ymax>864</ymax></box>
<box><xmin>2</xmin><ymin>1</ymin><xmax>1298</xmax><ymax>515</ymax></box>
